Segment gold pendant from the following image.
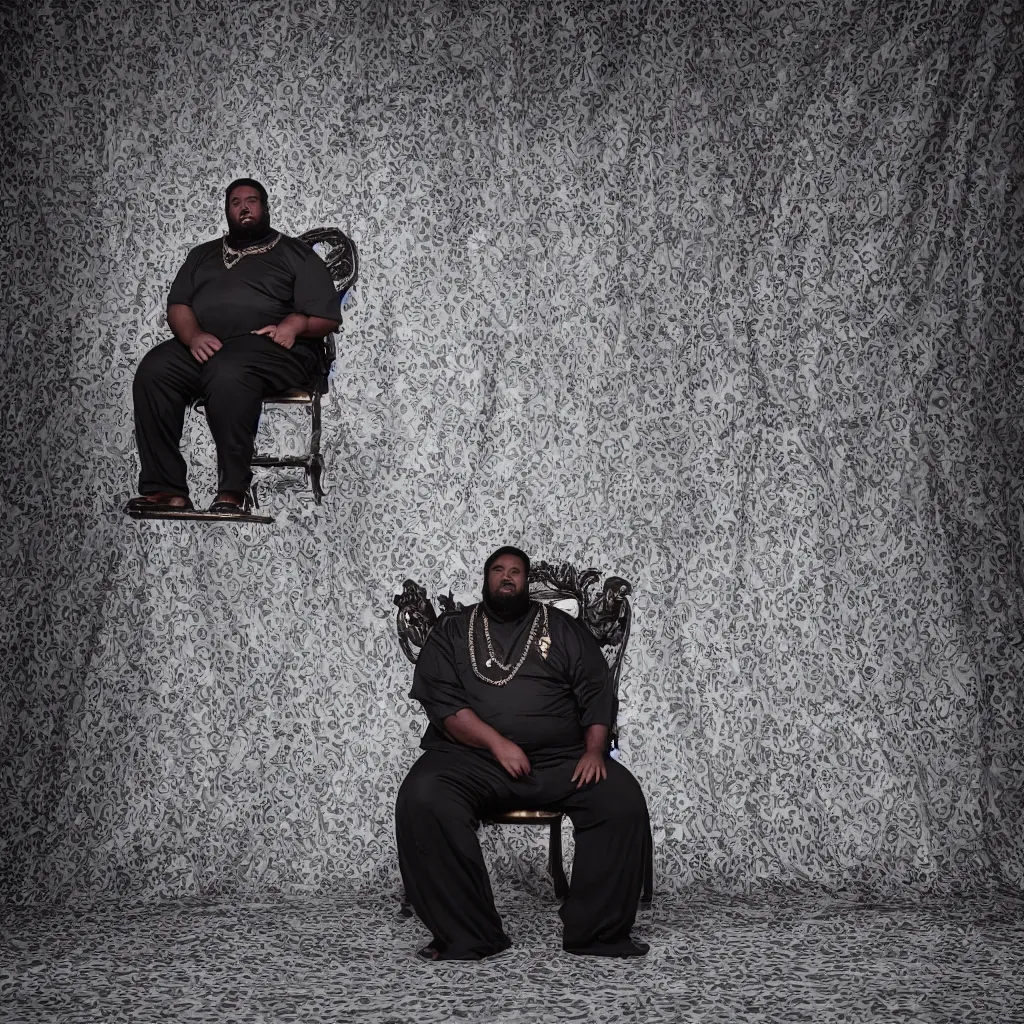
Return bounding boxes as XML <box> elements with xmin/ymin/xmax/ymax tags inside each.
<box><xmin>538</xmin><ymin>633</ymin><xmax>550</xmax><ymax>659</ymax></box>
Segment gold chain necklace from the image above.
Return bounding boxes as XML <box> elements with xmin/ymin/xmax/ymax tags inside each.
<box><xmin>483</xmin><ymin>612</ymin><xmax>514</xmax><ymax>670</ymax></box>
<box><xmin>222</xmin><ymin>231</ymin><xmax>282</xmax><ymax>270</ymax></box>
<box><xmin>468</xmin><ymin>603</ymin><xmax>548</xmax><ymax>687</ymax></box>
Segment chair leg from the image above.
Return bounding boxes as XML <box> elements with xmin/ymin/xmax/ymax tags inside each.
<box><xmin>309</xmin><ymin>390</ymin><xmax>324</xmax><ymax>503</ymax></box>
<box><xmin>309</xmin><ymin>454</ymin><xmax>325</xmax><ymax>504</ymax></box>
<box><xmin>641</xmin><ymin>841</ymin><xmax>654</xmax><ymax>904</ymax></box>
<box><xmin>548</xmin><ymin>817</ymin><xmax>569</xmax><ymax>900</ymax></box>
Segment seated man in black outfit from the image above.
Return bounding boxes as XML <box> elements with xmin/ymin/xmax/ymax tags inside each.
<box><xmin>396</xmin><ymin>546</ymin><xmax>652</xmax><ymax>961</ymax></box>
<box><xmin>127</xmin><ymin>178</ymin><xmax>340</xmax><ymax>514</ymax></box>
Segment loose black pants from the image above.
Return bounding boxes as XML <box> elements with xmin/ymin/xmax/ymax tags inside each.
<box><xmin>132</xmin><ymin>334</ymin><xmax>318</xmax><ymax>498</ymax></box>
<box><xmin>395</xmin><ymin>747</ymin><xmax>651</xmax><ymax>959</ymax></box>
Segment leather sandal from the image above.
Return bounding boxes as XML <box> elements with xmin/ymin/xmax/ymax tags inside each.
<box><xmin>125</xmin><ymin>492</ymin><xmax>193</xmax><ymax>512</ymax></box>
<box><xmin>207</xmin><ymin>492</ymin><xmax>247</xmax><ymax>514</ymax></box>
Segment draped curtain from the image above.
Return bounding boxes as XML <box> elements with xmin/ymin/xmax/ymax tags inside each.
<box><xmin>1</xmin><ymin>0</ymin><xmax>1021</xmax><ymax>903</ymax></box>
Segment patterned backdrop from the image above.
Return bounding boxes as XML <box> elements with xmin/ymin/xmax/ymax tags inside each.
<box><xmin>0</xmin><ymin>0</ymin><xmax>1021</xmax><ymax>906</ymax></box>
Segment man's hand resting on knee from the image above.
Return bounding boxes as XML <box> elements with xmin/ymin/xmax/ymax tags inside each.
<box><xmin>168</xmin><ymin>304</ymin><xmax>222</xmax><ymax>363</ymax></box>
<box><xmin>255</xmin><ymin>319</ymin><xmax>300</xmax><ymax>349</ymax></box>
<box><xmin>183</xmin><ymin>332</ymin><xmax>223</xmax><ymax>363</ymax></box>
<box><xmin>491</xmin><ymin>737</ymin><xmax>532</xmax><ymax>778</ymax></box>
<box><xmin>442</xmin><ymin>708</ymin><xmax>532</xmax><ymax>778</ymax></box>
<box><xmin>256</xmin><ymin>313</ymin><xmax>340</xmax><ymax>350</ymax></box>
<box><xmin>571</xmin><ymin>724</ymin><xmax>609</xmax><ymax>788</ymax></box>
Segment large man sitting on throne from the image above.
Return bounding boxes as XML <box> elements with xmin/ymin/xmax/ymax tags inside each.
<box><xmin>395</xmin><ymin>546</ymin><xmax>652</xmax><ymax>961</ymax></box>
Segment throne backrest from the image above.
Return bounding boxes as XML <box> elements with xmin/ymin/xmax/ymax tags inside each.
<box><xmin>299</xmin><ymin>226</ymin><xmax>359</xmax><ymax>300</ymax></box>
<box><xmin>393</xmin><ymin>560</ymin><xmax>633</xmax><ymax>745</ymax></box>
<box><xmin>298</xmin><ymin>227</ymin><xmax>359</xmax><ymax>388</ymax></box>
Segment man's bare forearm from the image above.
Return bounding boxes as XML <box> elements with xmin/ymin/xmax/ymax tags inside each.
<box><xmin>584</xmin><ymin>724</ymin><xmax>608</xmax><ymax>755</ymax></box>
<box><xmin>167</xmin><ymin>303</ymin><xmax>203</xmax><ymax>343</ymax></box>
<box><xmin>279</xmin><ymin>313</ymin><xmax>340</xmax><ymax>339</ymax></box>
<box><xmin>444</xmin><ymin>708</ymin><xmax>531</xmax><ymax>777</ymax></box>
<box><xmin>442</xmin><ymin>708</ymin><xmax>506</xmax><ymax>752</ymax></box>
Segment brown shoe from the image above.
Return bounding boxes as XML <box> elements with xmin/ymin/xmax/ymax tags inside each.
<box><xmin>125</xmin><ymin>492</ymin><xmax>193</xmax><ymax>511</ymax></box>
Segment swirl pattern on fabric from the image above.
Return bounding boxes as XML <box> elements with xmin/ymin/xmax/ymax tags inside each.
<box><xmin>0</xmin><ymin>0</ymin><xmax>1021</xmax><ymax>904</ymax></box>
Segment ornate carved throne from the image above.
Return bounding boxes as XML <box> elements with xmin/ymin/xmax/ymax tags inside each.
<box><xmin>393</xmin><ymin>560</ymin><xmax>653</xmax><ymax>915</ymax></box>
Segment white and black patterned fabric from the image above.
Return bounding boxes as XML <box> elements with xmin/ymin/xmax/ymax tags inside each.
<box><xmin>0</xmin><ymin>0</ymin><xmax>1022</xmax><ymax>906</ymax></box>
<box><xmin>3</xmin><ymin>890</ymin><xmax>1024</xmax><ymax>1023</ymax></box>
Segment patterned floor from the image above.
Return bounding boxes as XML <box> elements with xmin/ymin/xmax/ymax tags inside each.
<box><xmin>2</xmin><ymin>883</ymin><xmax>1023</xmax><ymax>1024</ymax></box>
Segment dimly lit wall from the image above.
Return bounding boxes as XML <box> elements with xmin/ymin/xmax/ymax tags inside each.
<box><xmin>1</xmin><ymin>0</ymin><xmax>1021</xmax><ymax>904</ymax></box>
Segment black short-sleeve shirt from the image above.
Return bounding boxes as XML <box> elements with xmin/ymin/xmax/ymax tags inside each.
<box><xmin>167</xmin><ymin>232</ymin><xmax>341</xmax><ymax>340</ymax></box>
<box><xmin>409</xmin><ymin>603</ymin><xmax>615</xmax><ymax>757</ymax></box>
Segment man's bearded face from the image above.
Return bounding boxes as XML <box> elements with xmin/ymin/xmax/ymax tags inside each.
<box><xmin>484</xmin><ymin>555</ymin><xmax>530</xmax><ymax>617</ymax></box>
<box><xmin>226</xmin><ymin>186</ymin><xmax>271</xmax><ymax>241</ymax></box>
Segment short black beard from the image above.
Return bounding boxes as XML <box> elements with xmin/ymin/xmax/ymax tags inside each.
<box><xmin>226</xmin><ymin>209</ymin><xmax>272</xmax><ymax>244</ymax></box>
<box><xmin>482</xmin><ymin>584</ymin><xmax>531</xmax><ymax>622</ymax></box>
